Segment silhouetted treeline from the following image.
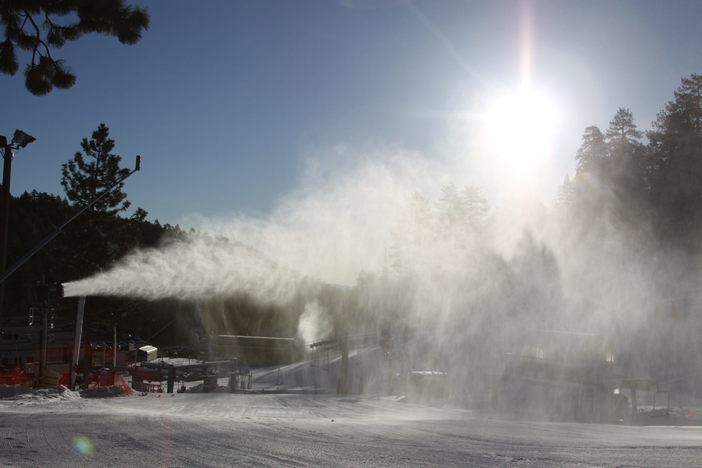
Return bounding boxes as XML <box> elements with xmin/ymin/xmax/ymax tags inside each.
<box><xmin>1</xmin><ymin>189</ymin><xmax>297</xmax><ymax>350</ymax></box>
<box><xmin>1</xmin><ymin>189</ymin><xmax>188</xmax><ymax>344</ymax></box>
<box><xmin>559</xmin><ymin>74</ymin><xmax>702</xmax><ymax>249</ymax></box>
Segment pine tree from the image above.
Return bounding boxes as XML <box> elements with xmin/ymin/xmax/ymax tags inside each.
<box><xmin>436</xmin><ymin>184</ymin><xmax>488</xmax><ymax>231</ymax></box>
<box><xmin>461</xmin><ymin>186</ymin><xmax>489</xmax><ymax>223</ymax></box>
<box><xmin>604</xmin><ymin>108</ymin><xmax>649</xmax><ymax>221</ymax></box>
<box><xmin>0</xmin><ymin>1</ymin><xmax>149</xmax><ymax>95</ymax></box>
<box><xmin>61</xmin><ymin>123</ymin><xmax>131</xmax><ymax>214</ymax></box>
<box><xmin>647</xmin><ymin>73</ymin><xmax>702</xmax><ymax>243</ymax></box>
<box><xmin>606</xmin><ymin>107</ymin><xmax>643</xmax><ymax>144</ymax></box>
<box><xmin>130</xmin><ymin>207</ymin><xmax>148</xmax><ymax>222</ymax></box>
<box><xmin>575</xmin><ymin>126</ymin><xmax>607</xmax><ymax>175</ymax></box>
<box><xmin>555</xmin><ymin>174</ymin><xmax>573</xmax><ymax>210</ymax></box>
<box><xmin>570</xmin><ymin>124</ymin><xmax>619</xmax><ymax>236</ymax></box>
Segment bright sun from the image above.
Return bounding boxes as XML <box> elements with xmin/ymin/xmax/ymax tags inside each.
<box><xmin>482</xmin><ymin>86</ymin><xmax>559</xmax><ymax>176</ymax></box>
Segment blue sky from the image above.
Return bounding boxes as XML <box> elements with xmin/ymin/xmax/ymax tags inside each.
<box><xmin>3</xmin><ymin>0</ymin><xmax>702</xmax><ymax>225</ymax></box>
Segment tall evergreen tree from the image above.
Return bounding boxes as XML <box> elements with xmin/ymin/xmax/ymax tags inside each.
<box><xmin>0</xmin><ymin>0</ymin><xmax>149</xmax><ymax>95</ymax></box>
<box><xmin>568</xmin><ymin>117</ymin><xmax>644</xmax><ymax>236</ymax></box>
<box><xmin>647</xmin><ymin>74</ymin><xmax>702</xmax><ymax>242</ymax></box>
<box><xmin>569</xmin><ymin>126</ymin><xmax>610</xmax><ymax>237</ymax></box>
<box><xmin>575</xmin><ymin>126</ymin><xmax>607</xmax><ymax>175</ymax></box>
<box><xmin>604</xmin><ymin>108</ymin><xmax>649</xmax><ymax>223</ymax></box>
<box><xmin>61</xmin><ymin>123</ymin><xmax>131</xmax><ymax>214</ymax></box>
<box><xmin>606</xmin><ymin>107</ymin><xmax>643</xmax><ymax>143</ymax></box>
<box><xmin>462</xmin><ymin>186</ymin><xmax>489</xmax><ymax>223</ymax></box>
<box><xmin>554</xmin><ymin>174</ymin><xmax>573</xmax><ymax>211</ymax></box>
<box><xmin>436</xmin><ymin>184</ymin><xmax>488</xmax><ymax>232</ymax></box>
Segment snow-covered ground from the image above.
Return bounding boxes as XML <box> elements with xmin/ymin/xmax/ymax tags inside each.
<box><xmin>1</xmin><ymin>390</ymin><xmax>702</xmax><ymax>467</ymax></box>
<box><xmin>1</xmin><ymin>352</ymin><xmax>701</xmax><ymax>467</ymax></box>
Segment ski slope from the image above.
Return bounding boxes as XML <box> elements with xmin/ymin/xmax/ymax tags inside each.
<box><xmin>1</xmin><ymin>390</ymin><xmax>701</xmax><ymax>467</ymax></box>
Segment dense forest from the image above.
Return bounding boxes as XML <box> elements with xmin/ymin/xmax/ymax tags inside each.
<box><xmin>559</xmin><ymin>73</ymin><xmax>702</xmax><ymax>252</ymax></box>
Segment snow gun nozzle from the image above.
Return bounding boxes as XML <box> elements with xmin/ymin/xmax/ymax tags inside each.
<box><xmin>32</xmin><ymin>282</ymin><xmax>64</xmax><ymax>304</ymax></box>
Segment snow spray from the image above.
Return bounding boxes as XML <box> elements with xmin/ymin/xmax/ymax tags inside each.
<box><xmin>61</xmin><ymin>148</ymin><xmax>702</xmax><ymax>407</ymax></box>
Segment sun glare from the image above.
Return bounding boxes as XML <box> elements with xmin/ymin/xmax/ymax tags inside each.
<box><xmin>482</xmin><ymin>87</ymin><xmax>560</xmax><ymax>176</ymax></box>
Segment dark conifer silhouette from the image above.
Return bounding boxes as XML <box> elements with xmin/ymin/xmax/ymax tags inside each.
<box><xmin>130</xmin><ymin>207</ymin><xmax>148</xmax><ymax>222</ymax></box>
<box><xmin>561</xmin><ymin>73</ymin><xmax>702</xmax><ymax>247</ymax></box>
<box><xmin>605</xmin><ymin>107</ymin><xmax>642</xmax><ymax>143</ymax></box>
<box><xmin>647</xmin><ymin>74</ymin><xmax>702</xmax><ymax>244</ymax></box>
<box><xmin>575</xmin><ymin>126</ymin><xmax>607</xmax><ymax>175</ymax></box>
<box><xmin>604</xmin><ymin>107</ymin><xmax>648</xmax><ymax>224</ymax></box>
<box><xmin>0</xmin><ymin>0</ymin><xmax>149</xmax><ymax>95</ymax></box>
<box><xmin>61</xmin><ymin>123</ymin><xmax>131</xmax><ymax>214</ymax></box>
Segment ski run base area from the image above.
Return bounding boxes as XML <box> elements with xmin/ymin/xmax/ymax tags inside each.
<box><xmin>1</xmin><ymin>390</ymin><xmax>702</xmax><ymax>468</ymax></box>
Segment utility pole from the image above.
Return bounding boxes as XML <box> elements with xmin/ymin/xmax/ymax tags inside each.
<box><xmin>0</xmin><ymin>130</ymin><xmax>36</xmax><ymax>320</ymax></box>
<box><xmin>0</xmin><ymin>141</ymin><xmax>13</xmax><ymax>285</ymax></box>
<box><xmin>31</xmin><ymin>282</ymin><xmax>61</xmax><ymax>387</ymax></box>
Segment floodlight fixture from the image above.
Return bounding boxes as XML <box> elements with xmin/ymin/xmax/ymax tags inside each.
<box><xmin>11</xmin><ymin>129</ymin><xmax>36</xmax><ymax>148</ymax></box>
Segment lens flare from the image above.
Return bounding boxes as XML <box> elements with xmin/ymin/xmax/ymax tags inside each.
<box><xmin>73</xmin><ymin>434</ymin><xmax>94</xmax><ymax>457</ymax></box>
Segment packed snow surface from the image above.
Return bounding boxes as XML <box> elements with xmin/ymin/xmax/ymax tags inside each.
<box><xmin>1</xmin><ymin>390</ymin><xmax>701</xmax><ymax>467</ymax></box>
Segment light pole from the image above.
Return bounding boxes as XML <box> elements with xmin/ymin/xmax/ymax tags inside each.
<box><xmin>0</xmin><ymin>129</ymin><xmax>36</xmax><ymax>320</ymax></box>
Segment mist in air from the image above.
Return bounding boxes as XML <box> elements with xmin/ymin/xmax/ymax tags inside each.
<box><xmin>63</xmin><ymin>135</ymin><xmax>702</xmax><ymax>405</ymax></box>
